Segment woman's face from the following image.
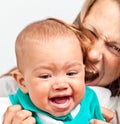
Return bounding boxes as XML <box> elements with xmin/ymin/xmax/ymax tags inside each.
<box><xmin>82</xmin><ymin>0</ymin><xmax>120</xmax><ymax>86</ymax></box>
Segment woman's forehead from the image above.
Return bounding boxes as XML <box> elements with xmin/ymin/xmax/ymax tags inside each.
<box><xmin>84</xmin><ymin>0</ymin><xmax>120</xmax><ymax>40</ymax></box>
<box><xmin>90</xmin><ymin>0</ymin><xmax>120</xmax><ymax>16</ymax></box>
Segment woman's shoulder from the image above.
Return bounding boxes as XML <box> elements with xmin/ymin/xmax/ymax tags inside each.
<box><xmin>89</xmin><ymin>86</ymin><xmax>119</xmax><ymax>109</ymax></box>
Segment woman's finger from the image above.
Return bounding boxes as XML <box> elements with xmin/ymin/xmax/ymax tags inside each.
<box><xmin>90</xmin><ymin>119</ymin><xmax>110</xmax><ymax>124</ymax></box>
<box><xmin>101</xmin><ymin>107</ymin><xmax>114</xmax><ymax>122</ymax></box>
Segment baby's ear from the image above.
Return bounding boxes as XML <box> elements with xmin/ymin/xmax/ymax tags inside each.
<box><xmin>12</xmin><ymin>69</ymin><xmax>28</xmax><ymax>93</ymax></box>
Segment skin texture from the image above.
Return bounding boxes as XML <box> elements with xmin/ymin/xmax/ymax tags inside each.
<box><xmin>100</xmin><ymin>107</ymin><xmax>114</xmax><ymax>122</ymax></box>
<box><xmin>80</xmin><ymin>0</ymin><xmax>120</xmax><ymax>123</ymax></box>
<box><xmin>3</xmin><ymin>20</ymin><xmax>87</xmax><ymax>123</ymax></box>
<box><xmin>82</xmin><ymin>0</ymin><xmax>120</xmax><ymax>86</ymax></box>
<box><xmin>3</xmin><ymin>105</ymin><xmax>36</xmax><ymax>124</ymax></box>
<box><xmin>90</xmin><ymin>119</ymin><xmax>110</xmax><ymax>124</ymax></box>
<box><xmin>3</xmin><ymin>0</ymin><xmax>120</xmax><ymax>123</ymax></box>
<box><xmin>16</xmin><ymin>35</ymin><xmax>85</xmax><ymax>117</ymax></box>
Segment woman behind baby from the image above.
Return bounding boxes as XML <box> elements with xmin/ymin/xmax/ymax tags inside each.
<box><xmin>74</xmin><ymin>0</ymin><xmax>120</xmax><ymax>123</ymax></box>
<box><xmin>2</xmin><ymin>0</ymin><xmax>120</xmax><ymax>123</ymax></box>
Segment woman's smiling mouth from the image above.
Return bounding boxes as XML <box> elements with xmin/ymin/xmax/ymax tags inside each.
<box><xmin>85</xmin><ymin>64</ymin><xmax>99</xmax><ymax>85</ymax></box>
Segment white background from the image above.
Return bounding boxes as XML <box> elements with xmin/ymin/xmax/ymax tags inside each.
<box><xmin>0</xmin><ymin>0</ymin><xmax>85</xmax><ymax>75</ymax></box>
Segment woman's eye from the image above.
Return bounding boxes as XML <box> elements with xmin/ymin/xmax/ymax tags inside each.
<box><xmin>107</xmin><ymin>43</ymin><xmax>120</xmax><ymax>56</ymax></box>
<box><xmin>111</xmin><ymin>46</ymin><xmax>120</xmax><ymax>52</ymax></box>
<box><xmin>39</xmin><ymin>74</ymin><xmax>51</xmax><ymax>79</ymax></box>
<box><xmin>66</xmin><ymin>71</ymin><xmax>77</xmax><ymax>76</ymax></box>
<box><xmin>89</xmin><ymin>30</ymin><xmax>98</xmax><ymax>39</ymax></box>
<box><xmin>108</xmin><ymin>44</ymin><xmax>120</xmax><ymax>53</ymax></box>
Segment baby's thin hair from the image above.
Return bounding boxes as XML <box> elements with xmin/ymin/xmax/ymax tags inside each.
<box><xmin>73</xmin><ymin>0</ymin><xmax>120</xmax><ymax>96</ymax></box>
<box><xmin>15</xmin><ymin>18</ymin><xmax>94</xmax><ymax>72</ymax></box>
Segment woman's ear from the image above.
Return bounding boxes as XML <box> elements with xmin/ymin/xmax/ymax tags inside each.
<box><xmin>12</xmin><ymin>69</ymin><xmax>28</xmax><ymax>93</ymax></box>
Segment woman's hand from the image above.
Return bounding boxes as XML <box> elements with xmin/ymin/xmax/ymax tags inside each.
<box><xmin>101</xmin><ymin>106</ymin><xmax>114</xmax><ymax>122</ymax></box>
<box><xmin>90</xmin><ymin>119</ymin><xmax>110</xmax><ymax>124</ymax></box>
<box><xmin>90</xmin><ymin>107</ymin><xmax>114</xmax><ymax>124</ymax></box>
<box><xmin>2</xmin><ymin>105</ymin><xmax>36</xmax><ymax>124</ymax></box>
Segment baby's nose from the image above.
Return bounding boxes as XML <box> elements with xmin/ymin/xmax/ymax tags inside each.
<box><xmin>52</xmin><ymin>82</ymin><xmax>69</xmax><ymax>91</ymax></box>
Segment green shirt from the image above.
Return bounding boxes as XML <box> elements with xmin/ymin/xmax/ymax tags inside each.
<box><xmin>9</xmin><ymin>86</ymin><xmax>104</xmax><ymax>124</ymax></box>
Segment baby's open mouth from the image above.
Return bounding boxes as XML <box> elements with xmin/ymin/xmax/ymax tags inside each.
<box><xmin>50</xmin><ymin>96</ymin><xmax>71</xmax><ymax>104</ymax></box>
<box><xmin>49</xmin><ymin>95</ymin><xmax>72</xmax><ymax>111</ymax></box>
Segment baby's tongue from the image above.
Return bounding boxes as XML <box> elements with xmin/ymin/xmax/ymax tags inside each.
<box><xmin>52</xmin><ymin>96</ymin><xmax>69</xmax><ymax>104</ymax></box>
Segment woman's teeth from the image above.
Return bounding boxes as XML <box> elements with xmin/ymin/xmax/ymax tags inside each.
<box><xmin>85</xmin><ymin>67</ymin><xmax>96</xmax><ymax>74</ymax></box>
<box><xmin>85</xmin><ymin>67</ymin><xmax>99</xmax><ymax>82</ymax></box>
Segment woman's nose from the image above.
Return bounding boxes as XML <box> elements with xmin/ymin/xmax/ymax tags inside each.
<box><xmin>87</xmin><ymin>41</ymin><xmax>103</xmax><ymax>63</ymax></box>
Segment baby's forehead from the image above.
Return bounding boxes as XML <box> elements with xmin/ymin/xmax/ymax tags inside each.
<box><xmin>26</xmin><ymin>32</ymin><xmax>79</xmax><ymax>47</ymax></box>
<box><xmin>20</xmin><ymin>26</ymin><xmax>78</xmax><ymax>46</ymax></box>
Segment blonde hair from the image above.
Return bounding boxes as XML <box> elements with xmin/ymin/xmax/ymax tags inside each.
<box><xmin>73</xmin><ymin>0</ymin><xmax>120</xmax><ymax>96</ymax></box>
<box><xmin>74</xmin><ymin>0</ymin><xmax>120</xmax><ymax>26</ymax></box>
<box><xmin>73</xmin><ymin>0</ymin><xmax>96</xmax><ymax>26</ymax></box>
<box><xmin>15</xmin><ymin>18</ymin><xmax>94</xmax><ymax>72</ymax></box>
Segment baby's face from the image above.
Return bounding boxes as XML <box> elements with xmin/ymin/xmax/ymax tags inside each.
<box><xmin>20</xmin><ymin>35</ymin><xmax>85</xmax><ymax>116</ymax></box>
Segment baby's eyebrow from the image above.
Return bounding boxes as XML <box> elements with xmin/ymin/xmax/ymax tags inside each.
<box><xmin>32</xmin><ymin>64</ymin><xmax>54</xmax><ymax>72</ymax></box>
<box><xmin>64</xmin><ymin>61</ymin><xmax>84</xmax><ymax>69</ymax></box>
